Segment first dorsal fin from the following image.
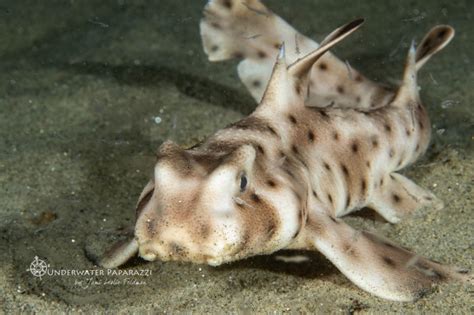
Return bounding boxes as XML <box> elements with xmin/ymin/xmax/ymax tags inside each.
<box><xmin>257</xmin><ymin>19</ymin><xmax>364</xmax><ymax>112</ymax></box>
<box><xmin>257</xmin><ymin>43</ymin><xmax>294</xmax><ymax>112</ymax></box>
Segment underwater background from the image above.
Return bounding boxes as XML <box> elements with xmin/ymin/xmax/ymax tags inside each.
<box><xmin>1</xmin><ymin>0</ymin><xmax>472</xmax><ymax>313</ymax></box>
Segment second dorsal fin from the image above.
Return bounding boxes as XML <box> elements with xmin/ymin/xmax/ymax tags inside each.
<box><xmin>393</xmin><ymin>25</ymin><xmax>455</xmax><ymax>106</ymax></box>
<box><xmin>288</xmin><ymin>19</ymin><xmax>364</xmax><ymax>80</ymax></box>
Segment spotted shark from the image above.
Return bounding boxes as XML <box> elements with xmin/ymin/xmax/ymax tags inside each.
<box><xmin>99</xmin><ymin>0</ymin><xmax>472</xmax><ymax>301</ymax></box>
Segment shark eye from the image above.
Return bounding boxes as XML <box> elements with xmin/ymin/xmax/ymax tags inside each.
<box><xmin>239</xmin><ymin>174</ymin><xmax>248</xmax><ymax>192</ymax></box>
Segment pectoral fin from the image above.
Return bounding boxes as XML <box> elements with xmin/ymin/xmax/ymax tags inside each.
<box><xmin>300</xmin><ymin>211</ymin><xmax>471</xmax><ymax>301</ymax></box>
<box><xmin>99</xmin><ymin>237</ymin><xmax>139</xmax><ymax>269</ymax></box>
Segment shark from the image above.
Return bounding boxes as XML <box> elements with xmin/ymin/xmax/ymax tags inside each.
<box><xmin>98</xmin><ymin>0</ymin><xmax>472</xmax><ymax>301</ymax></box>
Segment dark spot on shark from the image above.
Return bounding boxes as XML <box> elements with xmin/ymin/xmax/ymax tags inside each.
<box><xmin>292</xmin><ymin>145</ymin><xmax>299</xmax><ymax>155</ymax></box>
<box><xmin>381</xmin><ymin>241</ymin><xmax>396</xmax><ymax>249</ymax></box>
<box><xmin>382</xmin><ymin>256</ymin><xmax>396</xmax><ymax>267</ymax></box>
<box><xmin>392</xmin><ymin>194</ymin><xmax>401</xmax><ymax>203</ymax></box>
<box><xmin>251</xmin><ymin>193</ymin><xmax>261</xmax><ymax>203</ymax></box>
<box><xmin>419</xmin><ymin>120</ymin><xmax>424</xmax><ymax>130</ymax></box>
<box><xmin>295</xmin><ymin>83</ymin><xmax>301</xmax><ymax>95</ymax></box>
<box><xmin>266</xmin><ymin>222</ymin><xmax>276</xmax><ymax>238</ymax></box>
<box><xmin>229</xmin><ymin>117</ymin><xmax>279</xmax><ymax>138</ymax></box>
<box><xmin>319</xmin><ymin>110</ymin><xmax>330</xmax><ymax>120</ymax></box>
<box><xmin>351</xmin><ymin>141</ymin><xmax>359</xmax><ymax>153</ymax></box>
<box><xmin>233</xmin><ymin>51</ymin><xmax>244</xmax><ymax>59</ymax></box>
<box><xmin>285</xmin><ymin>168</ymin><xmax>295</xmax><ymax>179</ymax></box>
<box><xmin>361</xmin><ymin>179</ymin><xmax>367</xmax><ymax>194</ymax></box>
<box><xmin>343</xmin><ymin>243</ymin><xmax>357</xmax><ymax>257</ymax></box>
<box><xmin>324</xmin><ymin>162</ymin><xmax>331</xmax><ymax>172</ymax></box>
<box><xmin>341</xmin><ymin>164</ymin><xmax>349</xmax><ymax>177</ymax></box>
<box><xmin>327</xmin><ymin>193</ymin><xmax>334</xmax><ymax>204</ymax></box>
<box><xmin>288</xmin><ymin>114</ymin><xmax>297</xmax><ymax>124</ymax></box>
<box><xmin>267</xmin><ymin>125</ymin><xmax>279</xmax><ymax>137</ymax></box>
<box><xmin>266</xmin><ymin>179</ymin><xmax>276</xmax><ymax>187</ymax></box>
<box><xmin>222</xmin><ymin>0</ymin><xmax>233</xmax><ymax>9</ymax></box>
<box><xmin>396</xmin><ymin>158</ymin><xmax>403</xmax><ymax>167</ymax></box>
<box><xmin>371</xmin><ymin>138</ymin><xmax>379</xmax><ymax>148</ymax></box>
<box><xmin>257</xmin><ymin>50</ymin><xmax>267</xmax><ymax>59</ymax></box>
<box><xmin>318</xmin><ymin>62</ymin><xmax>328</xmax><ymax>70</ymax></box>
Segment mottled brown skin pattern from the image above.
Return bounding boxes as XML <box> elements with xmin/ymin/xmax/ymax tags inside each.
<box><xmin>206</xmin><ymin>76</ymin><xmax>431</xmax><ymax>225</ymax></box>
<box><xmin>285</xmin><ymin>102</ymin><xmax>430</xmax><ymax>217</ymax></box>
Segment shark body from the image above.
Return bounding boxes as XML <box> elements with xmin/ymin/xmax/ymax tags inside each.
<box><xmin>99</xmin><ymin>0</ymin><xmax>471</xmax><ymax>301</ymax></box>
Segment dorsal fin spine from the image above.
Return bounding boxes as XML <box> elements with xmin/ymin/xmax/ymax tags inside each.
<box><xmin>393</xmin><ymin>41</ymin><xmax>420</xmax><ymax>106</ymax></box>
